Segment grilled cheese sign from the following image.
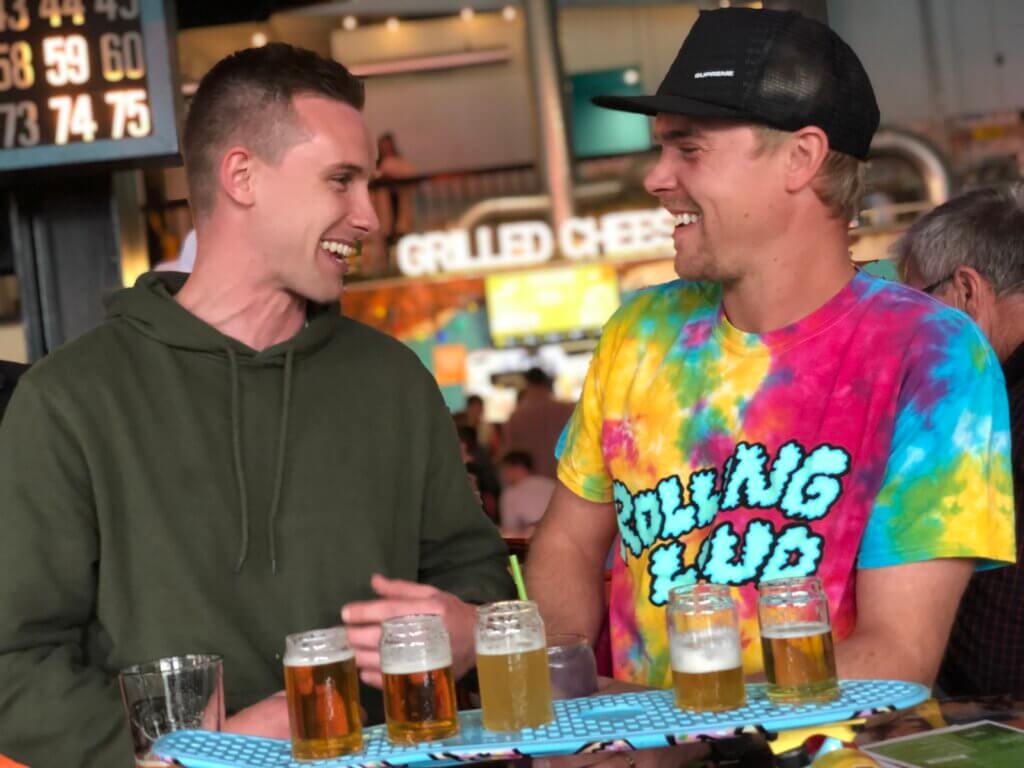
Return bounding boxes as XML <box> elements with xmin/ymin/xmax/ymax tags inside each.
<box><xmin>396</xmin><ymin>209</ymin><xmax>675</xmax><ymax>277</ymax></box>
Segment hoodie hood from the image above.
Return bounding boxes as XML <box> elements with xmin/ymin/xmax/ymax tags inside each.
<box><xmin>108</xmin><ymin>271</ymin><xmax>342</xmax><ymax>574</ymax></box>
<box><xmin>107</xmin><ymin>271</ymin><xmax>340</xmax><ymax>361</ymax></box>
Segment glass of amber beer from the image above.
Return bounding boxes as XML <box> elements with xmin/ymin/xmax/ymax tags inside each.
<box><xmin>475</xmin><ymin>600</ymin><xmax>554</xmax><ymax>731</ymax></box>
<box><xmin>667</xmin><ymin>584</ymin><xmax>745</xmax><ymax>711</ymax></box>
<box><xmin>380</xmin><ymin>614</ymin><xmax>460</xmax><ymax>743</ymax></box>
<box><xmin>757</xmin><ymin>576</ymin><xmax>840</xmax><ymax>704</ymax></box>
<box><xmin>284</xmin><ymin>627</ymin><xmax>363</xmax><ymax>760</ymax></box>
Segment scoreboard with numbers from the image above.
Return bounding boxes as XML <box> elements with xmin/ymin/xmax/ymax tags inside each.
<box><xmin>0</xmin><ymin>0</ymin><xmax>179</xmax><ymax>173</ymax></box>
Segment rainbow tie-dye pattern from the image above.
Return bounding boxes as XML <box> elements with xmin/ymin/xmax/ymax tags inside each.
<box><xmin>557</xmin><ymin>271</ymin><xmax>1015</xmax><ymax>687</ymax></box>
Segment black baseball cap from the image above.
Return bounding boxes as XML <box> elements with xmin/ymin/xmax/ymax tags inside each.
<box><xmin>593</xmin><ymin>8</ymin><xmax>880</xmax><ymax>160</ymax></box>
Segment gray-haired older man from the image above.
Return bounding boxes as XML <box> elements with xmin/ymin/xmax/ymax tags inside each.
<box><xmin>895</xmin><ymin>183</ymin><xmax>1024</xmax><ymax>695</ymax></box>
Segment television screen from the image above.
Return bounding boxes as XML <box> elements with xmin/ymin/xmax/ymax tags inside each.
<box><xmin>485</xmin><ymin>263</ymin><xmax>620</xmax><ymax>348</ymax></box>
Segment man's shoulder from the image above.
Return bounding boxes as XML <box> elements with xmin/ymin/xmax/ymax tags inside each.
<box><xmin>334</xmin><ymin>315</ymin><xmax>429</xmax><ymax>373</ymax></box>
<box><xmin>612</xmin><ymin>279</ymin><xmax>718</xmax><ymax>327</ymax></box>
<box><xmin>857</xmin><ymin>276</ymin><xmax>992</xmax><ymax>360</ymax></box>
<box><xmin>18</xmin><ymin>320</ymin><xmax>138</xmax><ymax>395</ymax></box>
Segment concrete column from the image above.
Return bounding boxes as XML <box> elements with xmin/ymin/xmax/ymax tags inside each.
<box><xmin>523</xmin><ymin>0</ymin><xmax>575</xmax><ymax>232</ymax></box>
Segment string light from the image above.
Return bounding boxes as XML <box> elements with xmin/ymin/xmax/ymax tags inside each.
<box><xmin>386</xmin><ymin>16</ymin><xmax>400</xmax><ymax>31</ymax></box>
<box><xmin>461</xmin><ymin>7</ymin><xmax>475</xmax><ymax>21</ymax></box>
<box><xmin>342</xmin><ymin>15</ymin><xmax>358</xmax><ymax>31</ymax></box>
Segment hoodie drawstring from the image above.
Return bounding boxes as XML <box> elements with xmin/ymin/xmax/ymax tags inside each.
<box><xmin>226</xmin><ymin>346</ymin><xmax>295</xmax><ymax>575</ymax></box>
<box><xmin>226</xmin><ymin>347</ymin><xmax>250</xmax><ymax>574</ymax></box>
<box><xmin>267</xmin><ymin>350</ymin><xmax>294</xmax><ymax>575</ymax></box>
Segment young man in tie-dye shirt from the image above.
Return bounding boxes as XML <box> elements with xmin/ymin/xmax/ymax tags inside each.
<box><xmin>526</xmin><ymin>7</ymin><xmax>1015</xmax><ymax>692</ymax></box>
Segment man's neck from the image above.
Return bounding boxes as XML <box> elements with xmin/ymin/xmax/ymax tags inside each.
<box><xmin>174</xmin><ymin>235</ymin><xmax>307</xmax><ymax>352</ymax></box>
<box><xmin>720</xmin><ymin>224</ymin><xmax>855</xmax><ymax>334</ymax></box>
<box><xmin>993</xmin><ymin>297</ymin><xmax>1024</xmax><ymax>363</ymax></box>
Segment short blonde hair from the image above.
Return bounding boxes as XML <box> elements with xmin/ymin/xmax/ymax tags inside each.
<box><xmin>753</xmin><ymin>125</ymin><xmax>865</xmax><ymax>222</ymax></box>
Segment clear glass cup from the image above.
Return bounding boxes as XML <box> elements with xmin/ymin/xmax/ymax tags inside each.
<box><xmin>118</xmin><ymin>654</ymin><xmax>224</xmax><ymax>768</ymax></box>
<box><xmin>283</xmin><ymin>627</ymin><xmax>363</xmax><ymax>760</ymax></box>
<box><xmin>381</xmin><ymin>614</ymin><xmax>460</xmax><ymax>743</ymax></box>
<box><xmin>757</xmin><ymin>576</ymin><xmax>840</xmax><ymax>704</ymax></box>
<box><xmin>475</xmin><ymin>600</ymin><xmax>554</xmax><ymax>731</ymax></box>
<box><xmin>547</xmin><ymin>633</ymin><xmax>598</xmax><ymax>700</ymax></box>
<box><xmin>667</xmin><ymin>583</ymin><xmax>746</xmax><ymax>711</ymax></box>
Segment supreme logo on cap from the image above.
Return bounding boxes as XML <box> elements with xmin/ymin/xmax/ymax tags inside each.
<box><xmin>693</xmin><ymin>70</ymin><xmax>735</xmax><ymax>79</ymax></box>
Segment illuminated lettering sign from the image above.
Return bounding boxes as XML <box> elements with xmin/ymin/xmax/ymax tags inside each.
<box><xmin>0</xmin><ymin>0</ymin><xmax>178</xmax><ymax>172</ymax></box>
<box><xmin>396</xmin><ymin>208</ymin><xmax>675</xmax><ymax>277</ymax></box>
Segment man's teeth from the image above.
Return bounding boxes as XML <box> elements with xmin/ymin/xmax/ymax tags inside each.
<box><xmin>674</xmin><ymin>213</ymin><xmax>701</xmax><ymax>227</ymax></box>
<box><xmin>320</xmin><ymin>240</ymin><xmax>355</xmax><ymax>257</ymax></box>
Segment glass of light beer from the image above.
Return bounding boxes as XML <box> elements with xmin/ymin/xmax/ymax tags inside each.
<box><xmin>757</xmin><ymin>576</ymin><xmax>840</xmax><ymax>704</ymax></box>
<box><xmin>667</xmin><ymin>583</ymin><xmax>746</xmax><ymax>711</ymax></box>
<box><xmin>475</xmin><ymin>600</ymin><xmax>554</xmax><ymax>731</ymax></box>
<box><xmin>284</xmin><ymin>626</ymin><xmax>363</xmax><ymax>761</ymax></box>
<box><xmin>381</xmin><ymin>614</ymin><xmax>460</xmax><ymax>743</ymax></box>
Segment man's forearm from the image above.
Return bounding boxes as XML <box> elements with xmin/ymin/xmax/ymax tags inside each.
<box><xmin>526</xmin><ymin>528</ymin><xmax>607</xmax><ymax>645</ymax></box>
<box><xmin>836</xmin><ymin>629</ymin><xmax>938</xmax><ymax>686</ymax></box>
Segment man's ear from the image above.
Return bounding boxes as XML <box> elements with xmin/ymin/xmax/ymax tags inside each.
<box><xmin>951</xmin><ymin>265</ymin><xmax>995</xmax><ymax>322</ymax></box>
<box><xmin>783</xmin><ymin>126</ymin><xmax>830</xmax><ymax>194</ymax></box>
<box><xmin>218</xmin><ymin>146</ymin><xmax>257</xmax><ymax>208</ymax></box>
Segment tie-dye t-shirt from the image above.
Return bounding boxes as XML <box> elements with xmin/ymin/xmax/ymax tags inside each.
<box><xmin>557</xmin><ymin>271</ymin><xmax>1015</xmax><ymax>687</ymax></box>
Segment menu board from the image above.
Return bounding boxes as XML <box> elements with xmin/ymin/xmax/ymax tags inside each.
<box><xmin>0</xmin><ymin>0</ymin><xmax>179</xmax><ymax>172</ymax></box>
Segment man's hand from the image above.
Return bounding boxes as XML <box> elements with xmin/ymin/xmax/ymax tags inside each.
<box><xmin>341</xmin><ymin>574</ymin><xmax>477</xmax><ymax>688</ymax></box>
<box><xmin>223</xmin><ymin>691</ymin><xmax>290</xmax><ymax>739</ymax></box>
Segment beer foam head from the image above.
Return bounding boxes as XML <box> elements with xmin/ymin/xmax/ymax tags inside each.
<box><xmin>284</xmin><ymin>627</ymin><xmax>354</xmax><ymax>667</ymax></box>
<box><xmin>759</xmin><ymin>621</ymin><xmax>831</xmax><ymax>639</ymax></box>
<box><xmin>475</xmin><ymin>634</ymin><xmax>546</xmax><ymax>656</ymax></box>
<box><xmin>381</xmin><ymin>645</ymin><xmax>453</xmax><ymax>675</ymax></box>
<box><xmin>283</xmin><ymin>647</ymin><xmax>354</xmax><ymax>667</ymax></box>
<box><xmin>670</xmin><ymin>627</ymin><xmax>741</xmax><ymax>674</ymax></box>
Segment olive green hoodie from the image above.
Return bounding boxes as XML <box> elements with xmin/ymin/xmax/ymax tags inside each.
<box><xmin>0</xmin><ymin>272</ymin><xmax>512</xmax><ymax>767</ymax></box>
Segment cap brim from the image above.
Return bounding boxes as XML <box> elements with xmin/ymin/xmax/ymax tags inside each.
<box><xmin>592</xmin><ymin>93</ymin><xmax>753</xmax><ymax>121</ymax></box>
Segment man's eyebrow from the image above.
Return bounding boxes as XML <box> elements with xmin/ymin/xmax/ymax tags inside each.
<box><xmin>323</xmin><ymin>163</ymin><xmax>367</xmax><ymax>176</ymax></box>
<box><xmin>653</xmin><ymin>127</ymin><xmax>704</xmax><ymax>144</ymax></box>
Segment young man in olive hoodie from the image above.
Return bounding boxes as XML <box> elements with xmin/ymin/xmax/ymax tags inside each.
<box><xmin>0</xmin><ymin>45</ymin><xmax>512</xmax><ymax>766</ymax></box>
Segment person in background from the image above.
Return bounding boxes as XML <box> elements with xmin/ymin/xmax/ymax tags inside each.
<box><xmin>894</xmin><ymin>183</ymin><xmax>1024</xmax><ymax>696</ymax></box>
<box><xmin>464</xmin><ymin>393</ymin><xmax>498</xmax><ymax>460</ymax></box>
<box><xmin>526</xmin><ymin>11</ymin><xmax>1012</xmax><ymax>752</ymax></box>
<box><xmin>154</xmin><ymin>228</ymin><xmax>197</xmax><ymax>273</ymax></box>
<box><xmin>0</xmin><ymin>360</ymin><xmax>27</xmax><ymax>422</ymax></box>
<box><xmin>499</xmin><ymin>450</ymin><xmax>556</xmax><ymax>536</ymax></box>
<box><xmin>457</xmin><ymin>423</ymin><xmax>501</xmax><ymax>523</ymax></box>
<box><xmin>364</xmin><ymin>132</ymin><xmax>417</xmax><ymax>275</ymax></box>
<box><xmin>504</xmin><ymin>367</ymin><xmax>575</xmax><ymax>480</ymax></box>
<box><xmin>0</xmin><ymin>44</ymin><xmax>511</xmax><ymax>767</ymax></box>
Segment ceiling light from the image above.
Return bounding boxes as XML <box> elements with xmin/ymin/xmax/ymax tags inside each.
<box><xmin>386</xmin><ymin>16</ymin><xmax>400</xmax><ymax>31</ymax></box>
<box><xmin>623</xmin><ymin>68</ymin><xmax>640</xmax><ymax>86</ymax></box>
<box><xmin>251</xmin><ymin>32</ymin><xmax>268</xmax><ymax>47</ymax></box>
<box><xmin>502</xmin><ymin>5</ymin><xmax>517</xmax><ymax>21</ymax></box>
<box><xmin>461</xmin><ymin>7</ymin><xmax>475</xmax><ymax>21</ymax></box>
<box><xmin>342</xmin><ymin>15</ymin><xmax>358</xmax><ymax>31</ymax></box>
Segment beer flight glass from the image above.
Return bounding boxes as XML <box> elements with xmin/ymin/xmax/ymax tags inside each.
<box><xmin>381</xmin><ymin>614</ymin><xmax>460</xmax><ymax>743</ymax></box>
<box><xmin>757</xmin><ymin>575</ymin><xmax>840</xmax><ymax>704</ymax></box>
<box><xmin>667</xmin><ymin>584</ymin><xmax>745</xmax><ymax>712</ymax></box>
<box><xmin>475</xmin><ymin>600</ymin><xmax>555</xmax><ymax>731</ymax></box>
<box><xmin>283</xmin><ymin>627</ymin><xmax>363</xmax><ymax>760</ymax></box>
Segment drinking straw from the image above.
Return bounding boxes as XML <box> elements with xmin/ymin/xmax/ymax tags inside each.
<box><xmin>509</xmin><ymin>554</ymin><xmax>528</xmax><ymax>601</ymax></box>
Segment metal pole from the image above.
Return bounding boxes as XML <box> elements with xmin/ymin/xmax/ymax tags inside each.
<box><xmin>523</xmin><ymin>0</ymin><xmax>575</xmax><ymax>234</ymax></box>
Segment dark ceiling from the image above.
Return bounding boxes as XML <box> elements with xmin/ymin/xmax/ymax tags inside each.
<box><xmin>176</xmin><ymin>0</ymin><xmax>333</xmax><ymax>29</ymax></box>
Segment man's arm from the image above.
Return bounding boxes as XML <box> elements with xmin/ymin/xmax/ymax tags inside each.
<box><xmin>0</xmin><ymin>379</ymin><xmax>134</xmax><ymax>766</ymax></box>
<box><xmin>837</xmin><ymin>559</ymin><xmax>973</xmax><ymax>685</ymax></box>
<box><xmin>344</xmin><ymin>371</ymin><xmax>513</xmax><ymax>688</ymax></box>
<box><xmin>526</xmin><ymin>482</ymin><xmax>618</xmax><ymax>646</ymax></box>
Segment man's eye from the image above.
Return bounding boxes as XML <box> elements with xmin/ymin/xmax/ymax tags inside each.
<box><xmin>331</xmin><ymin>176</ymin><xmax>352</xmax><ymax>187</ymax></box>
